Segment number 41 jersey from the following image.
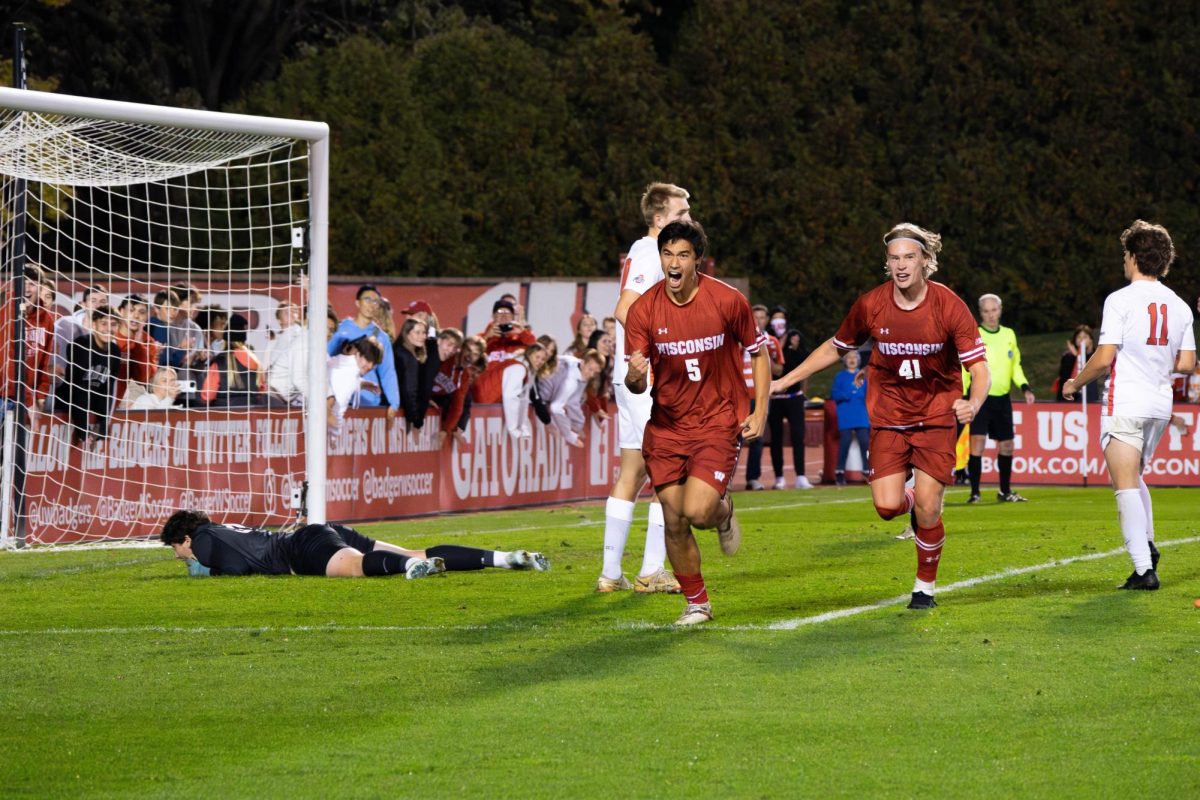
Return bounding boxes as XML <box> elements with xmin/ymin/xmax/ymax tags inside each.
<box><xmin>1098</xmin><ymin>280</ymin><xmax>1196</xmax><ymax>420</ymax></box>
<box><xmin>625</xmin><ymin>273</ymin><xmax>764</xmax><ymax>433</ymax></box>
<box><xmin>833</xmin><ymin>281</ymin><xmax>985</xmax><ymax>429</ymax></box>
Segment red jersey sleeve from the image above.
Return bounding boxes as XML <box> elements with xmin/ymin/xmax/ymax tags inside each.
<box><xmin>729</xmin><ymin>293</ymin><xmax>763</xmax><ymax>353</ymax></box>
<box><xmin>833</xmin><ymin>295</ymin><xmax>871</xmax><ymax>350</ymax></box>
<box><xmin>948</xmin><ymin>294</ymin><xmax>987</xmax><ymax>366</ymax></box>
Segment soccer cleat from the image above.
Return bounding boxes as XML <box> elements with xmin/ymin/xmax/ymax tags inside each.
<box><xmin>1118</xmin><ymin>569</ymin><xmax>1160</xmax><ymax>590</ymax></box>
<box><xmin>997</xmin><ymin>491</ymin><xmax>1029</xmax><ymax>503</ymax></box>
<box><xmin>674</xmin><ymin>602</ymin><xmax>714</xmax><ymax>626</ymax></box>
<box><xmin>595</xmin><ymin>574</ymin><xmax>633</xmax><ymax>593</ymax></box>
<box><xmin>716</xmin><ymin>496</ymin><xmax>742</xmax><ymax>556</ymax></box>
<box><xmin>772</xmin><ymin>477</ymin><xmax>787</xmax><ymax>490</ymax></box>
<box><xmin>634</xmin><ymin>568</ymin><xmax>682</xmax><ymax>594</ymax></box>
<box><xmin>895</xmin><ymin>524</ymin><xmax>915</xmax><ymax>541</ymax></box>
<box><xmin>405</xmin><ymin>556</ymin><xmax>446</xmax><ymax>580</ymax></box>
<box><xmin>1149</xmin><ymin>541</ymin><xmax>1160</xmax><ymax>570</ymax></box>
<box><xmin>506</xmin><ymin>550</ymin><xmax>550</xmax><ymax>571</ymax></box>
<box><xmin>907</xmin><ymin>591</ymin><xmax>938</xmax><ymax>609</ymax></box>
<box><xmin>967</xmin><ymin>493</ymin><xmax>982</xmax><ymax>504</ymax></box>
<box><xmin>794</xmin><ymin>475</ymin><xmax>814</xmax><ymax>490</ymax></box>
<box><xmin>746</xmin><ymin>479</ymin><xmax>765</xmax><ymax>491</ymax></box>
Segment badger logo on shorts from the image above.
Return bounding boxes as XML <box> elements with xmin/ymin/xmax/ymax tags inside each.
<box><xmin>714</xmin><ymin>470</ymin><xmax>726</xmax><ymax>481</ymax></box>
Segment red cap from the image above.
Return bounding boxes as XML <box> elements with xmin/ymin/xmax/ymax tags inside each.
<box><xmin>402</xmin><ymin>300</ymin><xmax>433</xmax><ymax>315</ymax></box>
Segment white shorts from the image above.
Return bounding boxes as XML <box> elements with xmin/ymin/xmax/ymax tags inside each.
<box><xmin>1100</xmin><ymin>415</ymin><xmax>1169</xmax><ymax>462</ymax></box>
<box><xmin>614</xmin><ymin>382</ymin><xmax>653</xmax><ymax>450</ymax></box>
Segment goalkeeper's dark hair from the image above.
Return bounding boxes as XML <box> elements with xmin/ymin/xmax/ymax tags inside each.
<box><xmin>160</xmin><ymin>509</ymin><xmax>211</xmax><ymax>544</ymax></box>
<box><xmin>1120</xmin><ymin>219</ymin><xmax>1175</xmax><ymax>278</ymax></box>
<box><xmin>658</xmin><ymin>219</ymin><xmax>707</xmax><ymax>258</ymax></box>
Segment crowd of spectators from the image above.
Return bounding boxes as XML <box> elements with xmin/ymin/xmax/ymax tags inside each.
<box><xmin>8</xmin><ymin>266</ymin><xmax>1198</xmax><ymax>459</ymax></box>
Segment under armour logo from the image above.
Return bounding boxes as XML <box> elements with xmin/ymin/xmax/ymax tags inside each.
<box><xmin>879</xmin><ymin>327</ymin><xmax>890</xmax><ymax>335</ymax></box>
<box><xmin>658</xmin><ymin>327</ymin><xmax>669</xmax><ymax>335</ymax></box>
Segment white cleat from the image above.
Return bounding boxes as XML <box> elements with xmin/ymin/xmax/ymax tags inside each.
<box><xmin>506</xmin><ymin>549</ymin><xmax>550</xmax><ymax>571</ymax></box>
<box><xmin>716</xmin><ymin>496</ymin><xmax>741</xmax><ymax>556</ymax></box>
<box><xmin>405</xmin><ymin>556</ymin><xmax>446</xmax><ymax>580</ymax></box>
<box><xmin>794</xmin><ymin>475</ymin><xmax>814</xmax><ymax>490</ymax></box>
<box><xmin>674</xmin><ymin>602</ymin><xmax>714</xmax><ymax>626</ymax></box>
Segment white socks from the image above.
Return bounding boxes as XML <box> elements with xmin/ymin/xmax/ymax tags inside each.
<box><xmin>639</xmin><ymin>502</ymin><xmax>667</xmax><ymax>577</ymax></box>
<box><xmin>1138</xmin><ymin>478</ymin><xmax>1155</xmax><ymax>545</ymax></box>
<box><xmin>1115</xmin><ymin>489</ymin><xmax>1152</xmax><ymax>574</ymax></box>
<box><xmin>913</xmin><ymin>578</ymin><xmax>936</xmax><ymax>595</ymax></box>
<box><xmin>492</xmin><ymin>550</ymin><xmax>512</xmax><ymax>569</ymax></box>
<box><xmin>602</xmin><ymin>497</ymin><xmax>635</xmax><ymax>579</ymax></box>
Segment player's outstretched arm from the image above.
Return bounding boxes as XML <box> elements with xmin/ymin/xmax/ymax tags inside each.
<box><xmin>771</xmin><ymin>338</ymin><xmax>843</xmax><ymax>394</ymax></box>
<box><xmin>1062</xmin><ymin>344</ymin><xmax>1117</xmax><ymax>399</ymax></box>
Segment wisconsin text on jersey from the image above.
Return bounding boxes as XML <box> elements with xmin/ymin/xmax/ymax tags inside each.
<box><xmin>654</xmin><ymin>333</ymin><xmax>727</xmax><ymax>356</ymax></box>
<box><xmin>875</xmin><ymin>341</ymin><xmax>945</xmax><ymax>356</ymax></box>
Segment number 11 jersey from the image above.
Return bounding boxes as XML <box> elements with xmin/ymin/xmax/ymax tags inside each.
<box><xmin>1098</xmin><ymin>280</ymin><xmax>1196</xmax><ymax>419</ymax></box>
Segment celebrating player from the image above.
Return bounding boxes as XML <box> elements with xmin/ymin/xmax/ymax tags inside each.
<box><xmin>771</xmin><ymin>223</ymin><xmax>990</xmax><ymax>609</ymax></box>
<box><xmin>624</xmin><ymin>220</ymin><xmax>769</xmax><ymax>625</ymax></box>
<box><xmin>599</xmin><ymin>182</ymin><xmax>692</xmax><ymax>595</ymax></box>
<box><xmin>1062</xmin><ymin>220</ymin><xmax>1195</xmax><ymax>590</ymax></box>
<box><xmin>161</xmin><ymin>509</ymin><xmax>549</xmax><ymax>578</ymax></box>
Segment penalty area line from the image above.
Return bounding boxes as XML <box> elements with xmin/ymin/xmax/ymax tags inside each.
<box><xmin>750</xmin><ymin>534</ymin><xmax>1200</xmax><ymax>631</ymax></box>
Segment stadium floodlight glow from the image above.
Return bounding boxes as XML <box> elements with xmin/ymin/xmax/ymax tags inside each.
<box><xmin>0</xmin><ymin>87</ymin><xmax>329</xmax><ymax>546</ymax></box>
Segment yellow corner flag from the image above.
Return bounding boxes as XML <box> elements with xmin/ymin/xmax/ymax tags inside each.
<box><xmin>954</xmin><ymin>425</ymin><xmax>971</xmax><ymax>471</ymax></box>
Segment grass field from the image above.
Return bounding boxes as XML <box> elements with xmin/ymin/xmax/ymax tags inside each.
<box><xmin>3</xmin><ymin>486</ymin><xmax>1199</xmax><ymax>798</ymax></box>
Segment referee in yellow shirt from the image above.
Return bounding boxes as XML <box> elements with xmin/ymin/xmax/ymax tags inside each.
<box><xmin>965</xmin><ymin>294</ymin><xmax>1035</xmax><ymax>503</ymax></box>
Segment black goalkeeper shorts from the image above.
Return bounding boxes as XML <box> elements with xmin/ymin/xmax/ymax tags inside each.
<box><xmin>285</xmin><ymin>524</ymin><xmax>377</xmax><ymax>576</ymax></box>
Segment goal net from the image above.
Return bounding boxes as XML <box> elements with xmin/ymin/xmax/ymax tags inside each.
<box><xmin>0</xmin><ymin>88</ymin><xmax>329</xmax><ymax>547</ymax></box>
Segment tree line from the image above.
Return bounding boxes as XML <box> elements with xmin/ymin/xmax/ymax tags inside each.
<box><xmin>13</xmin><ymin>0</ymin><xmax>1199</xmax><ymax>344</ymax></box>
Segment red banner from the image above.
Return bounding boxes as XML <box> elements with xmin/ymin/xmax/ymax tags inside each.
<box><xmin>20</xmin><ymin>404</ymin><xmax>619</xmax><ymax>544</ymax></box>
<box><xmin>973</xmin><ymin>402</ymin><xmax>1200</xmax><ymax>486</ymax></box>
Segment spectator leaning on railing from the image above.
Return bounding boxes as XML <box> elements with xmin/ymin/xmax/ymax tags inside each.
<box><xmin>131</xmin><ymin>366</ymin><xmax>181</xmax><ymax>410</ymax></box>
<box><xmin>265</xmin><ymin>302</ymin><xmax>308</xmax><ymax>406</ymax></box>
<box><xmin>56</xmin><ymin>304</ymin><xmax>123</xmax><ymax>443</ymax></box>
<box><xmin>549</xmin><ymin>350</ymin><xmax>604</xmax><ymax>448</ymax></box>
<box><xmin>327</xmin><ymin>285</ymin><xmax>400</xmax><ymax>418</ymax></box>
<box><xmin>471</xmin><ymin>341</ymin><xmax>547</xmax><ymax>439</ymax></box>
<box><xmin>327</xmin><ymin>336</ymin><xmax>384</xmax><ymax>435</ymax></box>
<box><xmin>395</xmin><ymin>317</ymin><xmax>433</xmax><ymax>432</ymax></box>
<box><xmin>201</xmin><ymin>314</ymin><xmax>264</xmax><ymax>407</ymax></box>
<box><xmin>0</xmin><ymin>263</ymin><xmax>56</xmax><ymax>416</ymax></box>
<box><xmin>432</xmin><ymin>336</ymin><xmax>486</xmax><ymax>446</ymax></box>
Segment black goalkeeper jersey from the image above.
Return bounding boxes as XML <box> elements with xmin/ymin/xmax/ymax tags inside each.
<box><xmin>189</xmin><ymin>523</ymin><xmax>293</xmax><ymax>576</ymax></box>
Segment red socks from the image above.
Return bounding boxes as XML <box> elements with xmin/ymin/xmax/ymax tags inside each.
<box><xmin>915</xmin><ymin>520</ymin><xmax>946</xmax><ymax>582</ymax></box>
<box><xmin>674</xmin><ymin>573</ymin><xmax>709</xmax><ymax>604</ymax></box>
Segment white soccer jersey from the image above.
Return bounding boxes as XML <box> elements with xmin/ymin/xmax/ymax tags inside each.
<box><xmin>613</xmin><ymin>235</ymin><xmax>662</xmax><ymax>386</ymax></box>
<box><xmin>1098</xmin><ymin>280</ymin><xmax>1196</xmax><ymax>419</ymax></box>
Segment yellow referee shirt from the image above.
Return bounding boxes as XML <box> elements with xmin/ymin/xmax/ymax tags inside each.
<box><xmin>962</xmin><ymin>325</ymin><xmax>1030</xmax><ymax>396</ymax></box>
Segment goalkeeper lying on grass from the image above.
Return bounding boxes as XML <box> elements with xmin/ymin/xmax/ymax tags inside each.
<box><xmin>160</xmin><ymin>509</ymin><xmax>549</xmax><ymax>579</ymax></box>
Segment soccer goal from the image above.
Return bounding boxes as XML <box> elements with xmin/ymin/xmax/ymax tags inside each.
<box><xmin>0</xmin><ymin>87</ymin><xmax>329</xmax><ymax>547</ymax></box>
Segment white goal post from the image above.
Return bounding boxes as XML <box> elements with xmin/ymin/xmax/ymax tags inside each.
<box><xmin>0</xmin><ymin>87</ymin><xmax>330</xmax><ymax>546</ymax></box>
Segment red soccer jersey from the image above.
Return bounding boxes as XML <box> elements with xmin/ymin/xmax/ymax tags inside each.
<box><xmin>0</xmin><ymin>284</ymin><xmax>55</xmax><ymax>406</ymax></box>
<box><xmin>625</xmin><ymin>273</ymin><xmax>764</xmax><ymax>433</ymax></box>
<box><xmin>833</xmin><ymin>281</ymin><xmax>985</xmax><ymax>429</ymax></box>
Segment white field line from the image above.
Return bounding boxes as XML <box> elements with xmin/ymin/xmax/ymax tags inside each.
<box><xmin>749</xmin><ymin>534</ymin><xmax>1200</xmax><ymax>631</ymax></box>
<box><xmin>1</xmin><ymin>535</ymin><xmax>1194</xmax><ymax>639</ymax></box>
<box><xmin>0</xmin><ymin>495</ymin><xmax>871</xmax><ymax>551</ymax></box>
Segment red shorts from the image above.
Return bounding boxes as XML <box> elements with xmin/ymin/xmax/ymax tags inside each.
<box><xmin>643</xmin><ymin>423</ymin><xmax>742</xmax><ymax>495</ymax></box>
<box><xmin>868</xmin><ymin>426</ymin><xmax>957</xmax><ymax>486</ymax></box>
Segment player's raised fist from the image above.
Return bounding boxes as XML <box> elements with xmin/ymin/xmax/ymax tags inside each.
<box><xmin>952</xmin><ymin>398</ymin><xmax>976</xmax><ymax>425</ymax></box>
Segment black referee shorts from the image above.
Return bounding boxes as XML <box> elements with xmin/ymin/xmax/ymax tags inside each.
<box><xmin>284</xmin><ymin>524</ymin><xmax>377</xmax><ymax>576</ymax></box>
<box><xmin>971</xmin><ymin>395</ymin><xmax>1015</xmax><ymax>441</ymax></box>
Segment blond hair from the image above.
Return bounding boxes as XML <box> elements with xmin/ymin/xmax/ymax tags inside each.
<box><xmin>883</xmin><ymin>223</ymin><xmax>942</xmax><ymax>277</ymax></box>
<box><xmin>641</xmin><ymin>182</ymin><xmax>689</xmax><ymax>228</ymax></box>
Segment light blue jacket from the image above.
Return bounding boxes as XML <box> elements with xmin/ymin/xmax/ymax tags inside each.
<box><xmin>327</xmin><ymin>319</ymin><xmax>399</xmax><ymax>409</ymax></box>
